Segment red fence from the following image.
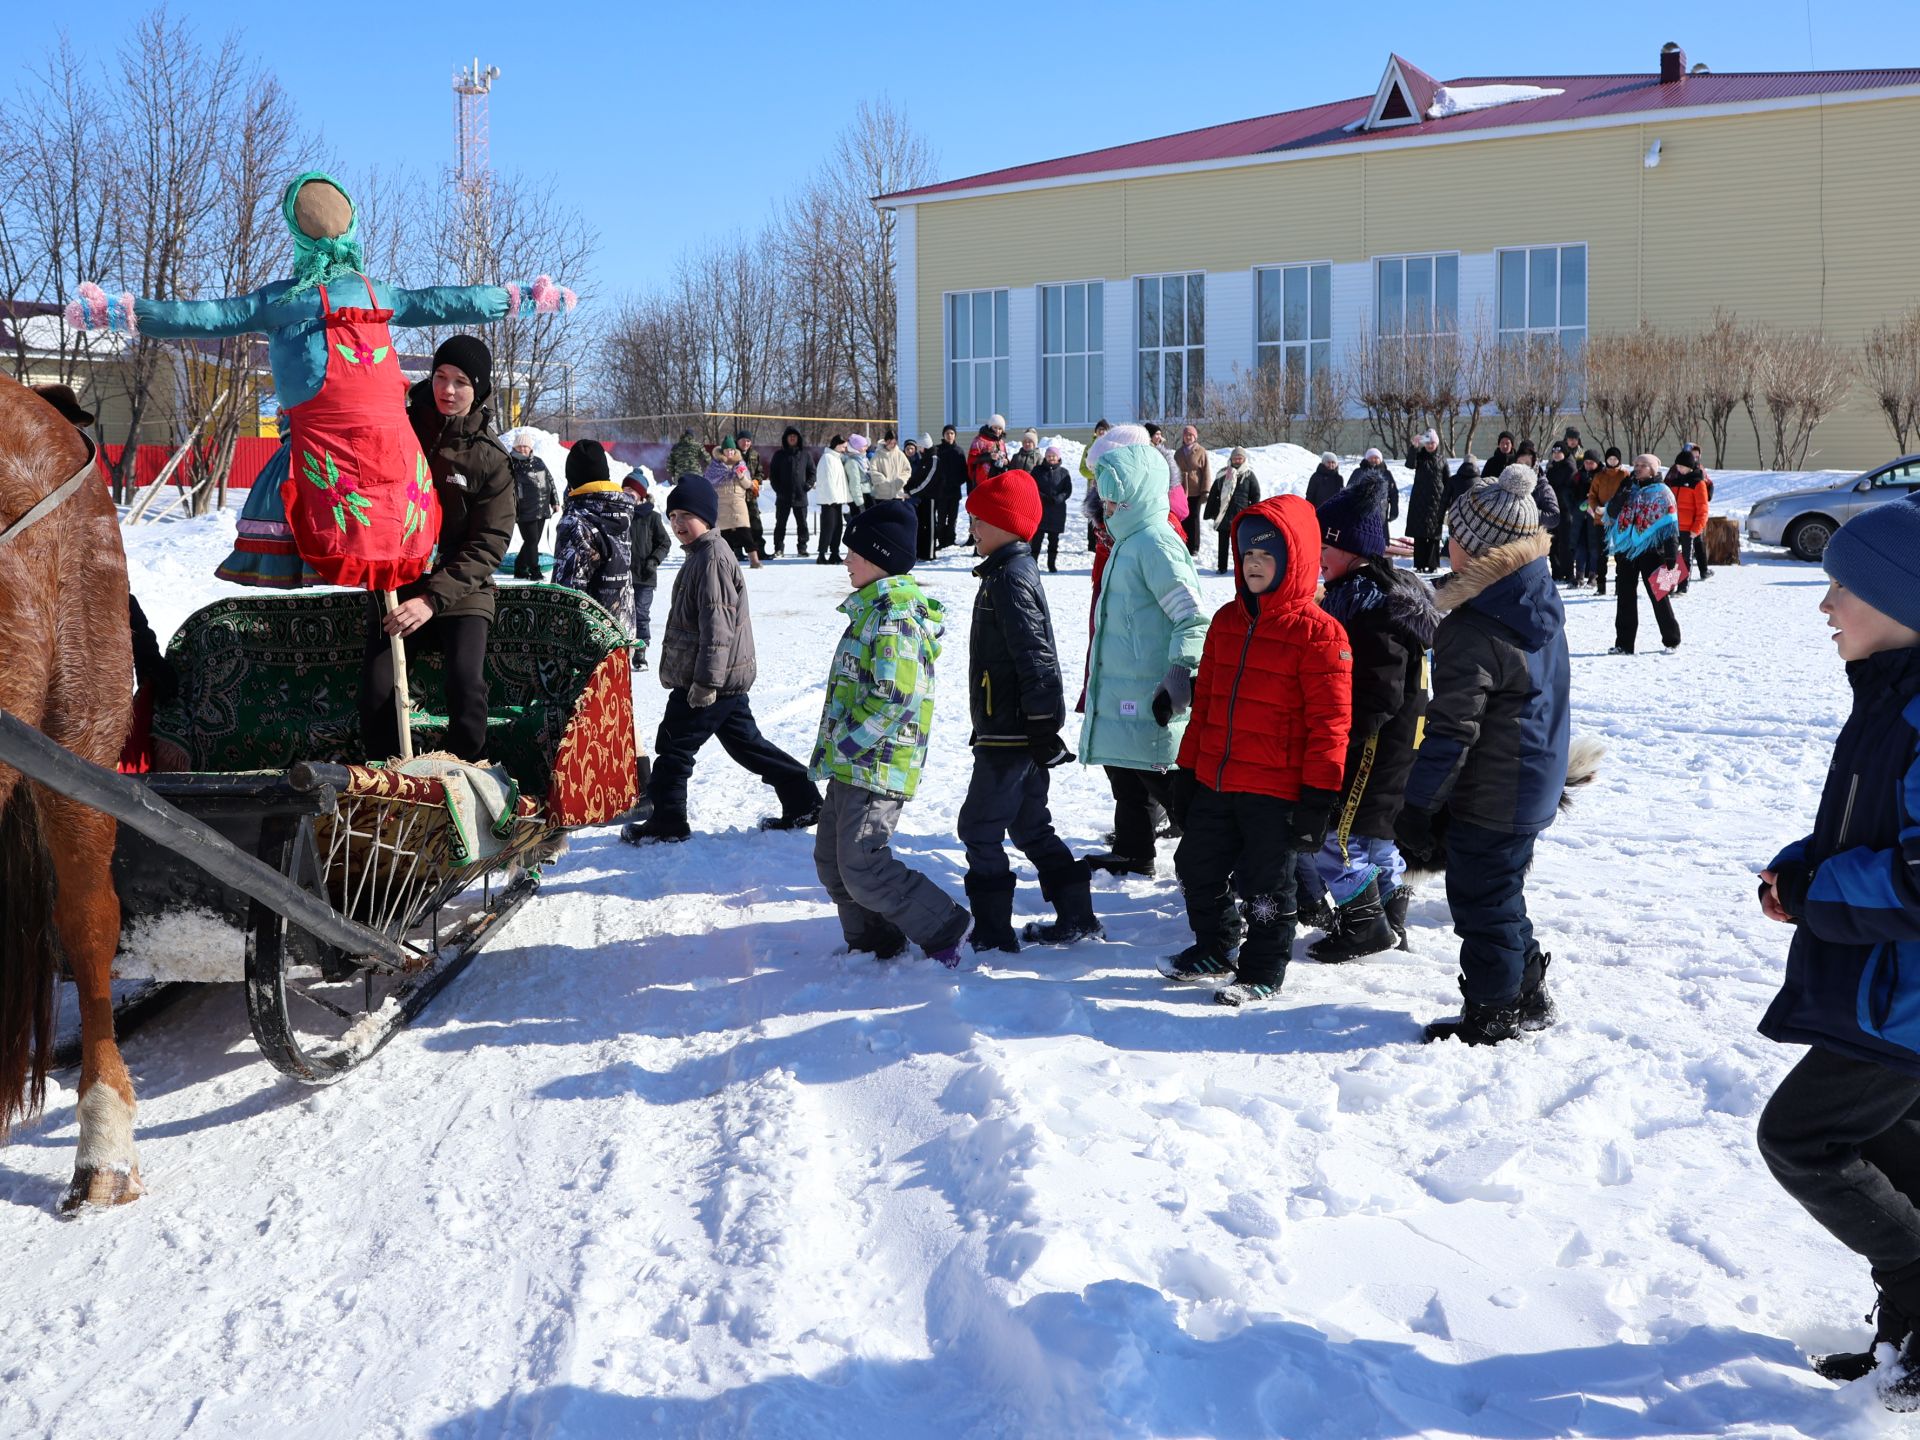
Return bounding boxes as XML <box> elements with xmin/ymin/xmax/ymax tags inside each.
<box><xmin>98</xmin><ymin>436</ymin><xmax>282</xmax><ymax>492</ymax></box>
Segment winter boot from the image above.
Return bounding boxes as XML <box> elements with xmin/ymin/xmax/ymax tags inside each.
<box><xmin>965</xmin><ymin>872</ymin><xmax>1022</xmax><ymax>954</ymax></box>
<box><xmin>1516</xmin><ymin>949</ymin><xmax>1557</xmax><ymax>1031</ymax></box>
<box><xmin>1216</xmin><ymin>890</ymin><xmax>1294</xmax><ymax>1006</ymax></box>
<box><xmin>760</xmin><ymin>791</ymin><xmax>824</xmax><ymax>832</ymax></box>
<box><xmin>1297</xmin><ymin>889</ymin><xmax>1337</xmax><ymax>936</ymax></box>
<box><xmin>845</xmin><ymin>918</ymin><xmax>908</xmax><ymax>962</ymax></box>
<box><xmin>1423</xmin><ymin>992</ymin><xmax>1524</xmax><ymax>1045</ymax></box>
<box><xmin>1307</xmin><ymin>879</ymin><xmax>1399</xmax><ymax>963</ymax></box>
<box><xmin>622</xmin><ymin>811</ymin><xmax>690</xmax><ymax>846</ymax></box>
<box><xmin>1024</xmin><ymin>860</ymin><xmax>1104</xmax><ymax>945</ymax></box>
<box><xmin>1087</xmin><ymin>851</ymin><xmax>1155</xmax><ymax>879</ymax></box>
<box><xmin>1816</xmin><ymin>1269</ymin><xmax>1920</xmax><ymax>1384</ymax></box>
<box><xmin>1160</xmin><ymin>884</ymin><xmax>1244</xmax><ymax>981</ymax></box>
<box><xmin>926</xmin><ymin>911</ymin><xmax>973</xmax><ymax>969</ymax></box>
<box><xmin>632</xmin><ymin>646</ymin><xmax>649</xmax><ymax>671</ymax></box>
<box><xmin>1383</xmin><ymin>884</ymin><xmax>1412</xmax><ymax>950</ymax></box>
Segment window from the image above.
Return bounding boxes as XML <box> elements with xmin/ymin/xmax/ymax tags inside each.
<box><xmin>1497</xmin><ymin>244</ymin><xmax>1587</xmax><ymax>354</ymax></box>
<box><xmin>1871</xmin><ymin>461</ymin><xmax>1919</xmax><ymax>489</ymax></box>
<box><xmin>946</xmin><ymin>289</ymin><xmax>1009</xmax><ymax>428</ymax></box>
<box><xmin>1255</xmin><ymin>263</ymin><xmax>1332</xmax><ymax>384</ymax></box>
<box><xmin>1375</xmin><ymin>254</ymin><xmax>1458</xmax><ymax>337</ymax></box>
<box><xmin>1040</xmin><ymin>281</ymin><xmax>1104</xmax><ymax>426</ymax></box>
<box><xmin>1137</xmin><ymin>273</ymin><xmax>1204</xmax><ymax>419</ymax></box>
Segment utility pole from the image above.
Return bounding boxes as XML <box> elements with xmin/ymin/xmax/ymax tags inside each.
<box><xmin>452</xmin><ymin>58</ymin><xmax>500</xmax><ymax>285</ymax></box>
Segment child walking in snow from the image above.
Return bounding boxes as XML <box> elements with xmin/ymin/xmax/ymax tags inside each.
<box><xmin>1160</xmin><ymin>496</ymin><xmax>1353</xmax><ymax>1006</ymax></box>
<box><xmin>626</xmin><ymin>474</ymin><xmax>670</xmax><ymax>670</ymax></box>
<box><xmin>551</xmin><ymin>440</ymin><xmax>636</xmax><ymax>636</ymax></box>
<box><xmin>1395</xmin><ymin>468</ymin><xmax>1569</xmax><ymax>1044</ymax></box>
<box><xmin>621</xmin><ymin>474</ymin><xmax>821</xmax><ymax>845</ymax></box>
<box><xmin>1297</xmin><ymin>485</ymin><xmax>1438</xmax><ymax>963</ymax></box>
<box><xmin>810</xmin><ymin>500</ymin><xmax>972</xmax><ymax>964</ymax></box>
<box><xmin>957</xmin><ymin>470</ymin><xmax>1101</xmax><ymax>954</ymax></box>
<box><xmin>1753</xmin><ymin>504</ymin><xmax>1920</xmax><ymax>1405</ymax></box>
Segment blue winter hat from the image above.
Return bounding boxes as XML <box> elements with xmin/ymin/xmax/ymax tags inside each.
<box><xmin>1315</xmin><ymin>484</ymin><xmax>1388</xmax><ymax>559</ymax></box>
<box><xmin>666</xmin><ymin>473</ymin><xmax>719</xmax><ymax>529</ymax></box>
<box><xmin>845</xmin><ymin>499</ymin><xmax>919</xmax><ymax>574</ymax></box>
<box><xmin>1824</xmin><ymin>502</ymin><xmax>1920</xmax><ymax>633</ymax></box>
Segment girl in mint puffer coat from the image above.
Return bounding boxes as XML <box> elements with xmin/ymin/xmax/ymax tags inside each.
<box><xmin>1080</xmin><ymin>425</ymin><xmax>1209</xmax><ymax>874</ymax></box>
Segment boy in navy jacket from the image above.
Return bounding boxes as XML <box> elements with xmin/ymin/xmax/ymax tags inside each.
<box><xmin>1755</xmin><ymin>503</ymin><xmax>1920</xmax><ymax>1405</ymax></box>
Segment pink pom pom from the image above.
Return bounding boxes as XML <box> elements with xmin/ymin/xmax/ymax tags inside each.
<box><xmin>64</xmin><ymin>300</ymin><xmax>85</xmax><ymax>330</ymax></box>
<box><xmin>118</xmin><ymin>293</ymin><xmax>138</xmax><ymax>336</ymax></box>
<box><xmin>531</xmin><ymin>275</ymin><xmax>561</xmax><ymax>314</ymax></box>
<box><xmin>504</xmin><ymin>282</ymin><xmax>521</xmax><ymax>312</ymax></box>
<box><xmin>76</xmin><ymin>280</ymin><xmax>108</xmax><ymax>328</ymax></box>
<box><xmin>561</xmin><ymin>287</ymin><xmax>577</xmax><ymax>312</ymax></box>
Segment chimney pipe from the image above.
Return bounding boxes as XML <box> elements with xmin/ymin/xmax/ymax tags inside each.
<box><xmin>1660</xmin><ymin>42</ymin><xmax>1688</xmax><ymax>84</ymax></box>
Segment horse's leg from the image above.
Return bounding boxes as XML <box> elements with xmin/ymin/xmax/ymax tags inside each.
<box><xmin>44</xmin><ymin>791</ymin><xmax>140</xmax><ymax>1211</ymax></box>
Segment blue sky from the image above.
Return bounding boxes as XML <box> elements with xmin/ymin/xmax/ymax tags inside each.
<box><xmin>13</xmin><ymin>1</ymin><xmax>1916</xmax><ymax>299</ymax></box>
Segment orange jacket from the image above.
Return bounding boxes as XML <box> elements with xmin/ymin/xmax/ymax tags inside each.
<box><xmin>1668</xmin><ymin>472</ymin><xmax>1710</xmax><ymax>534</ymax></box>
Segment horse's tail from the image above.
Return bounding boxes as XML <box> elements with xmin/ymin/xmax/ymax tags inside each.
<box><xmin>0</xmin><ymin>781</ymin><xmax>60</xmax><ymax>1135</ymax></box>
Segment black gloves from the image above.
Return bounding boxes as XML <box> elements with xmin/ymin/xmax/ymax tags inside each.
<box><xmin>1288</xmin><ymin>787</ymin><xmax>1339</xmax><ymax>852</ymax></box>
<box><xmin>1151</xmin><ymin>665</ymin><xmax>1194</xmax><ymax>728</ymax></box>
<box><xmin>1395</xmin><ymin>806</ymin><xmax>1440</xmax><ymax>866</ymax></box>
<box><xmin>1026</xmin><ymin>718</ymin><xmax>1071</xmax><ymax>769</ymax></box>
<box><xmin>1770</xmin><ymin>861</ymin><xmax>1814</xmax><ymax>920</ymax></box>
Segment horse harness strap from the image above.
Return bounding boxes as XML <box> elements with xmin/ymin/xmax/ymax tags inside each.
<box><xmin>0</xmin><ymin>436</ymin><xmax>97</xmax><ymax>551</ymax></box>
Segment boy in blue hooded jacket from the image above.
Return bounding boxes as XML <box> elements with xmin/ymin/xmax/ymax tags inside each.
<box><xmin>1754</xmin><ymin>503</ymin><xmax>1920</xmax><ymax>1404</ymax></box>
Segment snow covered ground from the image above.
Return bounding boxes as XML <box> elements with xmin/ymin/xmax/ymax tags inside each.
<box><xmin>1</xmin><ymin>497</ymin><xmax>1898</xmax><ymax>1438</ymax></box>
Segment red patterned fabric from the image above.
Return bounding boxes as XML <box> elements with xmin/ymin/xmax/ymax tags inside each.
<box><xmin>546</xmin><ymin>650</ymin><xmax>639</xmax><ymax>826</ymax></box>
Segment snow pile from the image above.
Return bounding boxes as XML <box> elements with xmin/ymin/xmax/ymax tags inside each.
<box><xmin>500</xmin><ymin>424</ymin><xmax>655</xmax><ymax>492</ymax></box>
<box><xmin>1428</xmin><ymin>84</ymin><xmax>1566</xmax><ymax>119</ymax></box>
<box><xmin>114</xmin><ymin>909</ymin><xmax>246</xmax><ymax>983</ymax></box>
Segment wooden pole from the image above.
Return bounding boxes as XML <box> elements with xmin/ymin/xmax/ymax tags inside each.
<box><xmin>124</xmin><ymin>389</ymin><xmax>225</xmax><ymax>524</ymax></box>
<box><xmin>379</xmin><ymin>591</ymin><xmax>415</xmax><ymax>762</ymax></box>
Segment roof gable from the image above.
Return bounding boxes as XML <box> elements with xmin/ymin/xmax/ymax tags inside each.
<box><xmin>1366</xmin><ymin>54</ymin><xmax>1440</xmax><ymax>130</ymax></box>
<box><xmin>882</xmin><ymin>62</ymin><xmax>1920</xmax><ymax>204</ymax></box>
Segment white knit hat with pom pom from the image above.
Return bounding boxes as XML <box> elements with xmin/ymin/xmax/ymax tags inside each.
<box><xmin>1086</xmin><ymin>422</ymin><xmax>1152</xmax><ymax>476</ymax></box>
<box><xmin>1448</xmin><ymin>464</ymin><xmax>1542</xmax><ymax>557</ymax></box>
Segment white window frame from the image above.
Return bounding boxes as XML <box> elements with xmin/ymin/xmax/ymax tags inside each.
<box><xmin>1135</xmin><ymin>271</ymin><xmax>1205</xmax><ymax>422</ymax></box>
<box><xmin>944</xmin><ymin>288</ymin><xmax>1009</xmax><ymax>429</ymax></box>
<box><xmin>1496</xmin><ymin>242</ymin><xmax>1588</xmax><ymax>354</ymax></box>
<box><xmin>1373</xmin><ymin>252</ymin><xmax>1460</xmax><ymax>339</ymax></box>
<box><xmin>1038</xmin><ymin>278</ymin><xmax>1105</xmax><ymax>427</ymax></box>
<box><xmin>1253</xmin><ymin>261</ymin><xmax>1334</xmax><ymax>389</ymax></box>
<box><xmin>1365</xmin><ymin>57</ymin><xmax>1425</xmax><ymax>130</ymax></box>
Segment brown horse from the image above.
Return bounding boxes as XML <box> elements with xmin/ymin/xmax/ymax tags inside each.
<box><xmin>0</xmin><ymin>372</ymin><xmax>140</xmax><ymax>1210</ymax></box>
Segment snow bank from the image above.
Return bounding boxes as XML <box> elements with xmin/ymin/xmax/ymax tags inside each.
<box><xmin>1428</xmin><ymin>83</ymin><xmax>1566</xmax><ymax>119</ymax></box>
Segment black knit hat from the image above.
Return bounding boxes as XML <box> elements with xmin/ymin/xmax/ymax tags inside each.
<box><xmin>431</xmin><ymin>334</ymin><xmax>493</xmax><ymax>404</ymax></box>
<box><xmin>844</xmin><ymin>499</ymin><xmax>919</xmax><ymax>575</ymax></box>
<box><xmin>565</xmin><ymin>439</ymin><xmax>610</xmax><ymax>488</ymax></box>
<box><xmin>666</xmin><ymin>473</ymin><xmax>719</xmax><ymax>529</ymax></box>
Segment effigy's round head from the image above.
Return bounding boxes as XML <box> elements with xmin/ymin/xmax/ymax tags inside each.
<box><xmin>292</xmin><ymin>179</ymin><xmax>353</xmax><ymax>240</ymax></box>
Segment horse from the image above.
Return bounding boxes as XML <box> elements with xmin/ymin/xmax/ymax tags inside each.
<box><xmin>0</xmin><ymin>371</ymin><xmax>141</xmax><ymax>1210</ymax></box>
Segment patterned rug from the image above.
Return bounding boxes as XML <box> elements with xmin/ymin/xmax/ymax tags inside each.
<box><xmin>151</xmin><ymin>584</ymin><xmax>636</xmax><ymax>819</ymax></box>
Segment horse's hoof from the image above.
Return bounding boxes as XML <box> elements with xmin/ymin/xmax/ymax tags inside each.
<box><xmin>59</xmin><ymin>1164</ymin><xmax>144</xmax><ymax>1213</ymax></box>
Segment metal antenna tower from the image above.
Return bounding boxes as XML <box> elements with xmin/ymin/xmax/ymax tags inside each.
<box><xmin>452</xmin><ymin>58</ymin><xmax>500</xmax><ymax>283</ymax></box>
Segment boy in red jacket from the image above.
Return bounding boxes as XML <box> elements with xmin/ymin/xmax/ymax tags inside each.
<box><xmin>1160</xmin><ymin>495</ymin><xmax>1353</xmax><ymax>1005</ymax></box>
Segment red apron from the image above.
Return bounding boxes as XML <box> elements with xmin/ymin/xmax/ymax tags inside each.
<box><xmin>280</xmin><ymin>274</ymin><xmax>439</xmax><ymax>590</ymax></box>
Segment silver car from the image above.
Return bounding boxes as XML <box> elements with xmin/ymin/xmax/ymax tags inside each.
<box><xmin>1745</xmin><ymin>455</ymin><xmax>1920</xmax><ymax>561</ymax></box>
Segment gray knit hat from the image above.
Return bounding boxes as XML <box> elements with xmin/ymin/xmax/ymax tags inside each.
<box><xmin>1448</xmin><ymin>465</ymin><xmax>1541</xmax><ymax>557</ymax></box>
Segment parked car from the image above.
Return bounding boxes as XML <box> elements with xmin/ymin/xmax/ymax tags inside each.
<box><xmin>1745</xmin><ymin>455</ymin><xmax>1920</xmax><ymax>561</ymax></box>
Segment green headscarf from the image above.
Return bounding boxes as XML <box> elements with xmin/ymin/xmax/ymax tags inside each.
<box><xmin>282</xmin><ymin>171</ymin><xmax>365</xmax><ymax>295</ymax></box>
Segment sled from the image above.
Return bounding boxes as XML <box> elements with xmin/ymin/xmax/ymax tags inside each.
<box><xmin>8</xmin><ymin>584</ymin><xmax>643</xmax><ymax>1083</ymax></box>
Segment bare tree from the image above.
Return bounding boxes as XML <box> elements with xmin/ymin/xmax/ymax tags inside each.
<box><xmin>1300</xmin><ymin>365</ymin><xmax>1350</xmax><ymax>455</ymax></box>
<box><xmin>1489</xmin><ymin>334</ymin><xmax>1578</xmax><ymax>449</ymax></box>
<box><xmin>1582</xmin><ymin>323</ymin><xmax>1666</xmax><ymax>458</ymax></box>
<box><xmin>1350</xmin><ymin>334</ymin><xmax>1426</xmax><ymax>452</ymax></box>
<box><xmin>1862</xmin><ymin>304</ymin><xmax>1920</xmax><ymax>455</ymax></box>
<box><xmin>1659</xmin><ymin>330</ymin><xmax>1709</xmax><ymax>459</ymax></box>
<box><xmin>1750</xmin><ymin>327</ymin><xmax>1855</xmax><ymax>468</ymax></box>
<box><xmin>1692</xmin><ymin>309</ymin><xmax>1755</xmax><ymax>468</ymax></box>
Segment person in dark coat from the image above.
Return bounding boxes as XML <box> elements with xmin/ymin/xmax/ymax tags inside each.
<box><xmin>932</xmin><ymin>424</ymin><xmax>968</xmax><ymax>550</ymax></box>
<box><xmin>1544</xmin><ymin>444</ymin><xmax>1577</xmax><ymax>582</ymax></box>
<box><xmin>552</xmin><ymin>439</ymin><xmax>637</xmax><ymax>637</ymax></box>
<box><xmin>509</xmin><ymin>440</ymin><xmax>558</xmax><ymax>579</ymax></box>
<box><xmin>1396</xmin><ymin>467</ymin><xmax>1570</xmax><ymax>1046</ymax></box>
<box><xmin>1202</xmin><ymin>447</ymin><xmax>1262</xmax><ymax>574</ymax></box>
<box><xmin>1484</xmin><ymin>431</ymin><xmax>1518</xmax><ymax>480</ymax></box>
<box><xmin>666</xmin><ymin>429</ymin><xmax>708</xmax><ymax>489</ymax></box>
<box><xmin>737</xmin><ymin>432</ymin><xmax>771</xmax><ymax>564</ymax></box>
<box><xmin>1304</xmin><ymin>451</ymin><xmax>1345</xmax><ymax>510</ymax></box>
<box><xmin>362</xmin><ymin>335</ymin><xmax>515</xmax><ymax>762</ymax></box>
<box><xmin>1344</xmin><ymin>448</ymin><xmax>1399</xmax><ymax>526</ymax></box>
<box><xmin>1299</xmin><ymin>483</ymin><xmax>1439</xmax><ymax>961</ymax></box>
<box><xmin>1753</xmin><ymin>504</ymin><xmax>1920</xmax><ymax>1394</ymax></box>
<box><xmin>1510</xmin><ymin>441</ymin><xmax>1561</xmax><ymax>531</ymax></box>
<box><xmin>958</xmin><ymin>469</ymin><xmax>1100</xmax><ymax>953</ymax></box>
<box><xmin>1027</xmin><ymin>444</ymin><xmax>1074</xmax><ymax>572</ymax></box>
<box><xmin>626</xmin><ymin>474</ymin><xmax>672</xmax><ymax>670</ymax></box>
<box><xmin>906</xmin><ymin>434</ymin><xmax>941</xmax><ymax>561</ymax></box>
<box><xmin>768</xmin><ymin>424</ymin><xmax>816</xmax><ymax>558</ymax></box>
<box><xmin>1404</xmin><ymin>428</ymin><xmax>1449</xmax><ymax>572</ymax></box>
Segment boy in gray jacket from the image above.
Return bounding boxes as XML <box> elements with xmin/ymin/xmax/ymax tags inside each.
<box><xmin>622</xmin><ymin>474</ymin><xmax>821</xmax><ymax>844</ymax></box>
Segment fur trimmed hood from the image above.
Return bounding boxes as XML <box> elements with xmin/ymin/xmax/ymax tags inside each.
<box><xmin>1433</xmin><ymin>531</ymin><xmax>1551</xmax><ymax>612</ymax></box>
<box><xmin>1322</xmin><ymin>558</ymin><xmax>1440</xmax><ymax>651</ymax></box>
<box><xmin>1433</xmin><ymin>531</ymin><xmax>1561</xmax><ymax>651</ymax></box>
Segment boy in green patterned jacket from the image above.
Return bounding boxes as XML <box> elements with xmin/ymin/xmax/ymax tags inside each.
<box><xmin>811</xmin><ymin>500</ymin><xmax>973</xmax><ymax>965</ymax></box>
